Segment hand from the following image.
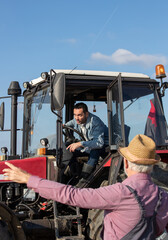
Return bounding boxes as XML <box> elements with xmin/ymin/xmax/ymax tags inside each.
<box><xmin>66</xmin><ymin>142</ymin><xmax>82</xmax><ymax>152</ymax></box>
<box><xmin>3</xmin><ymin>162</ymin><xmax>31</xmax><ymax>184</ymax></box>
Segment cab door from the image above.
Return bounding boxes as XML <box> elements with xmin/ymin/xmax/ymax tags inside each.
<box><xmin>107</xmin><ymin>73</ymin><xmax>126</xmax><ymax>150</ymax></box>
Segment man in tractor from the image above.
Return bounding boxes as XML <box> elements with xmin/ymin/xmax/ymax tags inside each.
<box><xmin>3</xmin><ymin>134</ymin><xmax>168</xmax><ymax>239</ymax></box>
<box><xmin>65</xmin><ymin>102</ymin><xmax>108</xmax><ymax>184</ymax></box>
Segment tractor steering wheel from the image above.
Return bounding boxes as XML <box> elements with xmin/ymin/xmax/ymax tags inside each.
<box><xmin>63</xmin><ymin>125</ymin><xmax>85</xmax><ymax>146</ymax></box>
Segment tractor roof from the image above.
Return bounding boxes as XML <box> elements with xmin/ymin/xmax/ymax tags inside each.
<box><xmin>30</xmin><ymin>69</ymin><xmax>151</xmax><ymax>86</ymax></box>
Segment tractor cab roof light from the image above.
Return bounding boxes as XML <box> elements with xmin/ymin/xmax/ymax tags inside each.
<box><xmin>23</xmin><ymin>82</ymin><xmax>32</xmax><ymax>90</ymax></box>
<box><xmin>41</xmin><ymin>72</ymin><xmax>49</xmax><ymax>81</ymax></box>
<box><xmin>155</xmin><ymin>64</ymin><xmax>166</xmax><ymax>79</ymax></box>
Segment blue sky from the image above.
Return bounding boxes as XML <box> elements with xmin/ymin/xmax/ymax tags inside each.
<box><xmin>1</xmin><ymin>0</ymin><xmax>168</xmax><ymax>92</ymax></box>
<box><xmin>0</xmin><ymin>0</ymin><xmax>168</xmax><ymax>151</ymax></box>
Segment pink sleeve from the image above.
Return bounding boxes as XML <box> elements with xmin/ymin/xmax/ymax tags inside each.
<box><xmin>27</xmin><ymin>176</ymin><xmax>122</xmax><ymax>209</ymax></box>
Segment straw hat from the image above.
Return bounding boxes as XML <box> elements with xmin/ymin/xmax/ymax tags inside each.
<box><xmin>118</xmin><ymin>134</ymin><xmax>161</xmax><ymax>165</ymax></box>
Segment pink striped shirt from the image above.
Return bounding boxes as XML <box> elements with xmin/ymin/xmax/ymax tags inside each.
<box><xmin>28</xmin><ymin>173</ymin><xmax>168</xmax><ymax>239</ymax></box>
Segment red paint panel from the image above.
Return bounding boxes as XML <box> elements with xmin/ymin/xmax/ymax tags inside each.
<box><xmin>103</xmin><ymin>157</ymin><xmax>112</xmax><ymax>167</ymax></box>
<box><xmin>0</xmin><ymin>157</ymin><xmax>47</xmax><ymax>182</ymax></box>
<box><xmin>156</xmin><ymin>150</ymin><xmax>168</xmax><ymax>164</ymax></box>
<box><xmin>156</xmin><ymin>150</ymin><xmax>168</xmax><ymax>154</ymax></box>
<box><xmin>104</xmin><ymin>150</ymin><xmax>168</xmax><ymax>167</ymax></box>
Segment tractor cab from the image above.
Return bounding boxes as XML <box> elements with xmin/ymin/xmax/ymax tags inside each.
<box><xmin>18</xmin><ymin>69</ymin><xmax>167</xmax><ymax>186</ymax></box>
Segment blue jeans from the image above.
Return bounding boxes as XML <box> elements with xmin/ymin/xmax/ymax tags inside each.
<box><xmin>74</xmin><ymin>146</ymin><xmax>107</xmax><ymax>167</ymax></box>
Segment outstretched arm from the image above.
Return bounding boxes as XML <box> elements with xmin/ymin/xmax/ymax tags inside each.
<box><xmin>2</xmin><ymin>162</ymin><xmax>121</xmax><ymax>210</ymax></box>
<box><xmin>3</xmin><ymin>162</ymin><xmax>31</xmax><ymax>184</ymax></box>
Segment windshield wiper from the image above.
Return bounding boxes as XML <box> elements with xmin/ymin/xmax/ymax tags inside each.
<box><xmin>124</xmin><ymin>97</ymin><xmax>139</xmax><ymax>111</ymax></box>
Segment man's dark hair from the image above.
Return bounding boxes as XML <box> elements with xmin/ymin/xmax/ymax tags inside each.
<box><xmin>74</xmin><ymin>102</ymin><xmax>88</xmax><ymax>113</ymax></box>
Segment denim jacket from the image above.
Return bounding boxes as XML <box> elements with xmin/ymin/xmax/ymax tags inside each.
<box><xmin>65</xmin><ymin>112</ymin><xmax>109</xmax><ymax>153</ymax></box>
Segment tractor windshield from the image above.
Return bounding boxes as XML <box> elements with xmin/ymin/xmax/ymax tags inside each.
<box><xmin>23</xmin><ymin>86</ymin><xmax>57</xmax><ymax>157</ymax></box>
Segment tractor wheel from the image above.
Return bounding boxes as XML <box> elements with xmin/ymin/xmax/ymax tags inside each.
<box><xmin>151</xmin><ymin>162</ymin><xmax>168</xmax><ymax>192</ymax></box>
<box><xmin>0</xmin><ymin>202</ymin><xmax>26</xmax><ymax>240</ymax></box>
<box><xmin>86</xmin><ymin>208</ymin><xmax>104</xmax><ymax>240</ymax></box>
<box><xmin>86</xmin><ymin>180</ymin><xmax>108</xmax><ymax>240</ymax></box>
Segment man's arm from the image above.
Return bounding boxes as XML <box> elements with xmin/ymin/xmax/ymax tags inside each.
<box><xmin>64</xmin><ymin>119</ymin><xmax>75</xmax><ymax>128</ymax></box>
<box><xmin>66</xmin><ymin>141</ymin><xmax>83</xmax><ymax>152</ymax></box>
<box><xmin>64</xmin><ymin>119</ymin><xmax>83</xmax><ymax>152</ymax></box>
<box><xmin>63</xmin><ymin>118</ymin><xmax>79</xmax><ymax>152</ymax></box>
<box><xmin>3</xmin><ymin>162</ymin><xmax>121</xmax><ymax>210</ymax></box>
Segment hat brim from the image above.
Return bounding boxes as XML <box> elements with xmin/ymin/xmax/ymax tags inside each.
<box><xmin>118</xmin><ymin>147</ymin><xmax>161</xmax><ymax>165</ymax></box>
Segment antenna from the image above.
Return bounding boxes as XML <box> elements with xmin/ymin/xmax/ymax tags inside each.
<box><xmin>69</xmin><ymin>66</ymin><xmax>77</xmax><ymax>74</ymax></box>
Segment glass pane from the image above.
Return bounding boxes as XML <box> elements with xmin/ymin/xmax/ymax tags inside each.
<box><xmin>122</xmin><ymin>84</ymin><xmax>154</xmax><ymax>145</ymax></box>
<box><xmin>85</xmin><ymin>101</ymin><xmax>108</xmax><ymax>126</ymax></box>
<box><xmin>25</xmin><ymin>88</ymin><xmax>59</xmax><ymax>156</ymax></box>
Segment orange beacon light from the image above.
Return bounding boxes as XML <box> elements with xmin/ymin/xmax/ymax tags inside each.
<box><xmin>155</xmin><ymin>64</ymin><xmax>166</xmax><ymax>79</ymax></box>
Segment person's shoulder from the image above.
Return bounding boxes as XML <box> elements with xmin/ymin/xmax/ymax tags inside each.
<box><xmin>99</xmin><ymin>182</ymin><xmax>131</xmax><ymax>200</ymax></box>
<box><xmin>89</xmin><ymin>112</ymin><xmax>101</xmax><ymax>121</ymax></box>
<box><xmin>89</xmin><ymin>113</ymin><xmax>107</xmax><ymax>128</ymax></box>
<box><xmin>103</xmin><ymin>182</ymin><xmax>127</xmax><ymax>192</ymax></box>
<box><xmin>65</xmin><ymin>118</ymin><xmax>76</xmax><ymax>126</ymax></box>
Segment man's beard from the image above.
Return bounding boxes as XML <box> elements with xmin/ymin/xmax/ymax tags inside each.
<box><xmin>79</xmin><ymin>116</ymin><xmax>87</xmax><ymax>124</ymax></box>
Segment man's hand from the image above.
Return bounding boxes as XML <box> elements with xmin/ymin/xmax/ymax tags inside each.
<box><xmin>66</xmin><ymin>142</ymin><xmax>82</xmax><ymax>152</ymax></box>
<box><xmin>3</xmin><ymin>162</ymin><xmax>31</xmax><ymax>184</ymax></box>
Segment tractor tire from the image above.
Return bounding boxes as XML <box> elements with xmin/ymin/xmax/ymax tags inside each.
<box><xmin>86</xmin><ymin>208</ymin><xmax>104</xmax><ymax>240</ymax></box>
<box><xmin>0</xmin><ymin>202</ymin><xmax>26</xmax><ymax>240</ymax></box>
<box><xmin>151</xmin><ymin>162</ymin><xmax>168</xmax><ymax>192</ymax></box>
<box><xmin>0</xmin><ymin>220</ymin><xmax>15</xmax><ymax>240</ymax></box>
<box><xmin>86</xmin><ymin>180</ymin><xmax>108</xmax><ymax>240</ymax></box>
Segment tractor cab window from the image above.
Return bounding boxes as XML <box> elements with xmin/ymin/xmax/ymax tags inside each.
<box><xmin>24</xmin><ymin>87</ymin><xmax>58</xmax><ymax>157</ymax></box>
<box><xmin>123</xmin><ymin>83</ymin><xmax>168</xmax><ymax>147</ymax></box>
<box><xmin>107</xmin><ymin>78</ymin><xmax>168</xmax><ymax>148</ymax></box>
<box><xmin>122</xmin><ymin>83</ymin><xmax>154</xmax><ymax>145</ymax></box>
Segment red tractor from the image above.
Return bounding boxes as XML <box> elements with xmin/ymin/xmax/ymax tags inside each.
<box><xmin>0</xmin><ymin>65</ymin><xmax>167</xmax><ymax>239</ymax></box>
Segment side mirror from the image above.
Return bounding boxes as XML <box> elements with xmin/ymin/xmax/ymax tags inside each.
<box><xmin>0</xmin><ymin>102</ymin><xmax>4</xmax><ymax>130</ymax></box>
<box><xmin>51</xmin><ymin>72</ymin><xmax>65</xmax><ymax>111</ymax></box>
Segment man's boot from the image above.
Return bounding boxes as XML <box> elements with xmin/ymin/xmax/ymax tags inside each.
<box><xmin>76</xmin><ymin>163</ymin><xmax>94</xmax><ymax>187</ymax></box>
